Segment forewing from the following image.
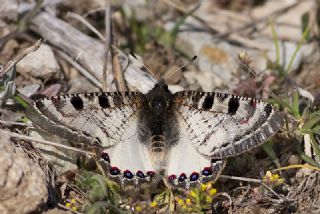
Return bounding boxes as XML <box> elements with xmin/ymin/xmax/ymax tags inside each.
<box><xmin>28</xmin><ymin>91</ymin><xmax>160</xmax><ymax>189</ymax></box>
<box><xmin>173</xmin><ymin>91</ymin><xmax>283</xmax><ymax>158</ymax></box>
<box><xmin>27</xmin><ymin>92</ymin><xmax>143</xmax><ymax>147</ymax></box>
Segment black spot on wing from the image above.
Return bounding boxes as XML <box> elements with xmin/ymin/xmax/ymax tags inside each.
<box><xmin>264</xmin><ymin>104</ymin><xmax>272</xmax><ymax>116</ymax></box>
<box><xmin>70</xmin><ymin>96</ymin><xmax>84</xmax><ymax>110</ymax></box>
<box><xmin>98</xmin><ymin>94</ymin><xmax>110</xmax><ymax>108</ymax></box>
<box><xmin>228</xmin><ymin>97</ymin><xmax>240</xmax><ymax>115</ymax></box>
<box><xmin>202</xmin><ymin>96</ymin><xmax>214</xmax><ymax>110</ymax></box>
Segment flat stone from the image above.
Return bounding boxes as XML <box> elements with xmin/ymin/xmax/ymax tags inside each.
<box><xmin>0</xmin><ymin>131</ymin><xmax>48</xmax><ymax>214</ymax></box>
<box><xmin>16</xmin><ymin>44</ymin><xmax>60</xmax><ymax>78</ymax></box>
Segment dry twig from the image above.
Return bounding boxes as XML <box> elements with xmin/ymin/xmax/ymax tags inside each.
<box><xmin>67</xmin><ymin>12</ymin><xmax>105</xmax><ymax>41</ymax></box>
<box><xmin>1</xmin><ymin>129</ymin><xmax>94</xmax><ymax>156</ymax></box>
<box><xmin>103</xmin><ymin>6</ymin><xmax>111</xmax><ymax>91</ymax></box>
<box><xmin>220</xmin><ymin>174</ymin><xmax>284</xmax><ymax>200</ymax></box>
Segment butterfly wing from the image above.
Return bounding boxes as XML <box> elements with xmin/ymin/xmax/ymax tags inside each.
<box><xmin>172</xmin><ymin>91</ymin><xmax>283</xmax><ymax>158</ymax></box>
<box><xmin>165</xmin><ymin>133</ymin><xmax>226</xmax><ymax>188</ymax></box>
<box><xmin>27</xmin><ymin>92</ymin><xmax>159</xmax><ymax>189</ymax></box>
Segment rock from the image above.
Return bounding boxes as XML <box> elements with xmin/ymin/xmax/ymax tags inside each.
<box><xmin>0</xmin><ymin>0</ymin><xmax>18</xmax><ymax>20</ymax></box>
<box><xmin>68</xmin><ymin>75</ymin><xmax>98</xmax><ymax>94</ymax></box>
<box><xmin>164</xmin><ymin>20</ymin><xmax>243</xmax><ymax>91</ymax></box>
<box><xmin>0</xmin><ymin>131</ymin><xmax>48</xmax><ymax>214</ymax></box>
<box><xmin>19</xmin><ymin>84</ymin><xmax>40</xmax><ymax>97</ymax></box>
<box><xmin>16</xmin><ymin>44</ymin><xmax>60</xmax><ymax>78</ymax></box>
<box><xmin>288</xmin><ymin>155</ymin><xmax>300</xmax><ymax>165</ymax></box>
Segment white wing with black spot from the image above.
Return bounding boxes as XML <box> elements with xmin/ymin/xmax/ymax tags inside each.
<box><xmin>27</xmin><ymin>92</ymin><xmax>160</xmax><ymax>189</ymax></box>
<box><xmin>27</xmin><ymin>92</ymin><xmax>143</xmax><ymax>147</ymax></box>
<box><xmin>172</xmin><ymin>91</ymin><xmax>283</xmax><ymax>158</ymax></box>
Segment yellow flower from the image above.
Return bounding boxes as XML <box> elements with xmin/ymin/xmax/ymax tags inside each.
<box><xmin>201</xmin><ymin>184</ymin><xmax>207</xmax><ymax>191</ymax></box>
<box><xmin>71</xmin><ymin>206</ymin><xmax>77</xmax><ymax>211</ymax></box>
<box><xmin>206</xmin><ymin>196</ymin><xmax>213</xmax><ymax>203</ymax></box>
<box><xmin>263</xmin><ymin>171</ymin><xmax>284</xmax><ymax>186</ymax></box>
<box><xmin>177</xmin><ymin>199</ymin><xmax>184</xmax><ymax>206</ymax></box>
<box><xmin>150</xmin><ymin>201</ymin><xmax>157</xmax><ymax>208</ymax></box>
<box><xmin>65</xmin><ymin>203</ymin><xmax>71</xmax><ymax>208</ymax></box>
<box><xmin>71</xmin><ymin>198</ymin><xmax>76</xmax><ymax>203</ymax></box>
<box><xmin>185</xmin><ymin>198</ymin><xmax>192</xmax><ymax>206</ymax></box>
<box><xmin>135</xmin><ymin>206</ymin><xmax>142</xmax><ymax>212</ymax></box>
<box><xmin>209</xmin><ymin>188</ymin><xmax>217</xmax><ymax>196</ymax></box>
<box><xmin>189</xmin><ymin>190</ymin><xmax>197</xmax><ymax>198</ymax></box>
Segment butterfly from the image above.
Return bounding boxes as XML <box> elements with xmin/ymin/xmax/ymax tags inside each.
<box><xmin>26</xmin><ymin>80</ymin><xmax>283</xmax><ymax>190</ymax></box>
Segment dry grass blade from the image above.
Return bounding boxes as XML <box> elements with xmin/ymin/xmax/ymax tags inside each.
<box><xmin>272</xmin><ymin>164</ymin><xmax>320</xmax><ymax>173</ymax></box>
<box><xmin>220</xmin><ymin>174</ymin><xmax>284</xmax><ymax>200</ymax></box>
<box><xmin>111</xmin><ymin>46</ymin><xmax>127</xmax><ymax>91</ymax></box>
<box><xmin>67</xmin><ymin>12</ymin><xmax>105</xmax><ymax>41</ymax></box>
<box><xmin>55</xmin><ymin>49</ymin><xmax>103</xmax><ymax>89</ymax></box>
<box><xmin>0</xmin><ymin>39</ymin><xmax>42</xmax><ymax>78</ymax></box>
<box><xmin>103</xmin><ymin>6</ymin><xmax>111</xmax><ymax>91</ymax></box>
<box><xmin>1</xmin><ymin>129</ymin><xmax>94</xmax><ymax>156</ymax></box>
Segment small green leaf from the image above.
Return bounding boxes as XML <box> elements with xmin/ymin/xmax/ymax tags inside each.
<box><xmin>300</xmin><ymin>154</ymin><xmax>320</xmax><ymax>168</ymax></box>
<box><xmin>302</xmin><ymin>111</ymin><xmax>320</xmax><ymax>130</ymax></box>
<box><xmin>269</xmin><ymin>20</ymin><xmax>281</xmax><ymax>70</ymax></box>
<box><xmin>285</xmin><ymin>26</ymin><xmax>309</xmax><ymax>73</ymax></box>
<box><xmin>262</xmin><ymin>142</ymin><xmax>281</xmax><ymax>168</ymax></box>
<box><xmin>291</xmin><ymin>90</ymin><xmax>301</xmax><ymax>118</ymax></box>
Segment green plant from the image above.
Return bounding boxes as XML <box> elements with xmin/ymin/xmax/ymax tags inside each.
<box><xmin>272</xmin><ymin>90</ymin><xmax>320</xmax><ymax>167</ymax></box>
<box><xmin>75</xmin><ymin>170</ymin><xmax>124</xmax><ymax>213</ymax></box>
<box><xmin>268</xmin><ymin>20</ymin><xmax>309</xmax><ymax>77</ymax></box>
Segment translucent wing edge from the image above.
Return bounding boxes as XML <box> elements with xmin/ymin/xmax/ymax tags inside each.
<box><xmin>209</xmin><ymin>110</ymin><xmax>283</xmax><ymax>158</ymax></box>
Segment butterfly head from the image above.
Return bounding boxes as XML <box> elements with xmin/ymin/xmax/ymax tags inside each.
<box><xmin>145</xmin><ymin>80</ymin><xmax>173</xmax><ymax>115</ymax></box>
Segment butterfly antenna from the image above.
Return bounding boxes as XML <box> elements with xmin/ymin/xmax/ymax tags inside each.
<box><xmin>176</xmin><ymin>55</ymin><xmax>197</xmax><ymax>73</ymax></box>
<box><xmin>164</xmin><ymin>55</ymin><xmax>197</xmax><ymax>82</ymax></box>
<box><xmin>237</xmin><ymin>52</ymin><xmax>280</xmax><ymax>100</ymax></box>
<box><xmin>237</xmin><ymin>52</ymin><xmax>257</xmax><ymax>77</ymax></box>
<box><xmin>130</xmin><ymin>51</ymin><xmax>157</xmax><ymax>80</ymax></box>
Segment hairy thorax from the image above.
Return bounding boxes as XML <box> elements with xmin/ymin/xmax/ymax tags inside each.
<box><xmin>138</xmin><ymin>83</ymin><xmax>179</xmax><ymax>172</ymax></box>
